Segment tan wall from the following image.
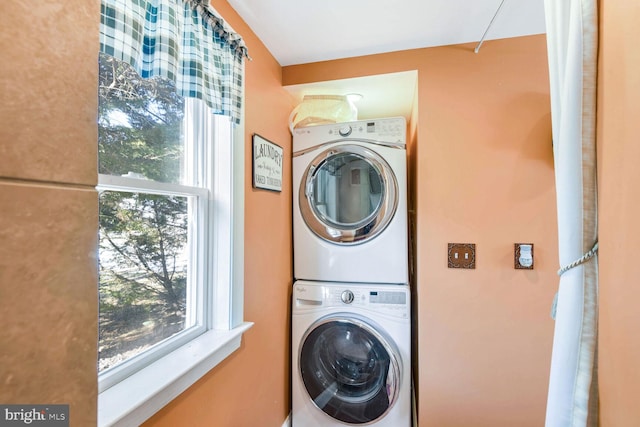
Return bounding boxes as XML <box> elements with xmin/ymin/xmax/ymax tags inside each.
<box><xmin>598</xmin><ymin>1</ymin><xmax>640</xmax><ymax>425</ymax></box>
<box><xmin>143</xmin><ymin>1</ymin><xmax>296</xmax><ymax>426</ymax></box>
<box><xmin>0</xmin><ymin>1</ymin><xmax>100</xmax><ymax>425</ymax></box>
<box><xmin>284</xmin><ymin>34</ymin><xmax>557</xmax><ymax>426</ymax></box>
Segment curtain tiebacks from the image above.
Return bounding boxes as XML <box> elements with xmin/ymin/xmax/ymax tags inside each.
<box><xmin>557</xmin><ymin>241</ymin><xmax>599</xmax><ymax>276</ymax></box>
<box><xmin>550</xmin><ymin>241</ymin><xmax>599</xmax><ymax>319</ymax></box>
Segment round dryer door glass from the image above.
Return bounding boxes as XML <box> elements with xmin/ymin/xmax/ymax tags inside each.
<box><xmin>299</xmin><ymin>317</ymin><xmax>401</xmax><ymax>424</ymax></box>
<box><xmin>300</xmin><ymin>144</ymin><xmax>398</xmax><ymax>244</ymax></box>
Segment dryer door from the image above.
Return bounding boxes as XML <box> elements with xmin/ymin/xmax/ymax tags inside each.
<box><xmin>299</xmin><ymin>144</ymin><xmax>398</xmax><ymax>244</ymax></box>
<box><xmin>299</xmin><ymin>316</ymin><xmax>401</xmax><ymax>424</ymax></box>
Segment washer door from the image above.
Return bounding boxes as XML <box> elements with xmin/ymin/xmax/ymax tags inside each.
<box><xmin>299</xmin><ymin>316</ymin><xmax>401</xmax><ymax>424</ymax></box>
<box><xmin>299</xmin><ymin>144</ymin><xmax>398</xmax><ymax>244</ymax></box>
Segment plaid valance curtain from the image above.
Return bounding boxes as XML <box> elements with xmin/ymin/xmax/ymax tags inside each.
<box><xmin>100</xmin><ymin>0</ymin><xmax>248</xmax><ymax>124</ymax></box>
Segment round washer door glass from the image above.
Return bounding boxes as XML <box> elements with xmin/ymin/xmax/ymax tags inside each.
<box><xmin>300</xmin><ymin>144</ymin><xmax>398</xmax><ymax>244</ymax></box>
<box><xmin>299</xmin><ymin>317</ymin><xmax>401</xmax><ymax>424</ymax></box>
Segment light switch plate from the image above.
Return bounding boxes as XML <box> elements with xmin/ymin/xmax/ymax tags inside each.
<box><xmin>448</xmin><ymin>243</ymin><xmax>476</xmax><ymax>269</ymax></box>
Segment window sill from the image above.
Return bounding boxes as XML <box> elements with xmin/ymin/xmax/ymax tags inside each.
<box><xmin>98</xmin><ymin>322</ymin><xmax>253</xmax><ymax>427</ymax></box>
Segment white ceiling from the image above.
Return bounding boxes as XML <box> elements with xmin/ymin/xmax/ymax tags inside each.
<box><xmin>228</xmin><ymin>0</ymin><xmax>547</xmax><ymax>121</ymax></box>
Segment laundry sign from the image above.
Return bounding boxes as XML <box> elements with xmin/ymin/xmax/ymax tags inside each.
<box><xmin>252</xmin><ymin>134</ymin><xmax>283</xmax><ymax>192</ymax></box>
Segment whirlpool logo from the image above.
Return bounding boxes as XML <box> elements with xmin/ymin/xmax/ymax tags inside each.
<box><xmin>0</xmin><ymin>405</ymin><xmax>68</xmax><ymax>426</ymax></box>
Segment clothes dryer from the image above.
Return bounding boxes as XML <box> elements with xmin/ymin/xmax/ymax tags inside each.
<box><xmin>293</xmin><ymin>117</ymin><xmax>408</xmax><ymax>284</ymax></box>
<box><xmin>291</xmin><ymin>280</ymin><xmax>411</xmax><ymax>426</ymax></box>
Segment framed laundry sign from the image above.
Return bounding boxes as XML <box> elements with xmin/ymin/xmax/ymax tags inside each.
<box><xmin>252</xmin><ymin>134</ymin><xmax>283</xmax><ymax>192</ymax></box>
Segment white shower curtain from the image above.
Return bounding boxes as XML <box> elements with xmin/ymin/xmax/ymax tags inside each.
<box><xmin>543</xmin><ymin>0</ymin><xmax>599</xmax><ymax>426</ymax></box>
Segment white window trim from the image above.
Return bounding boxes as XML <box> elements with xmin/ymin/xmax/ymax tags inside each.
<box><xmin>98</xmin><ymin>322</ymin><xmax>253</xmax><ymax>427</ymax></box>
<box><xmin>97</xmin><ymin>323</ymin><xmax>253</xmax><ymax>426</ymax></box>
<box><xmin>97</xmin><ymin>104</ymin><xmax>250</xmax><ymax>426</ymax></box>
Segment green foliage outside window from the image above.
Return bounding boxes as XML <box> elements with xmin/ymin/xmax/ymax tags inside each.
<box><xmin>98</xmin><ymin>53</ymin><xmax>190</xmax><ymax>372</ymax></box>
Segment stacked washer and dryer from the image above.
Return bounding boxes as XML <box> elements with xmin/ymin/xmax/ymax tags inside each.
<box><xmin>292</xmin><ymin>117</ymin><xmax>412</xmax><ymax>426</ymax></box>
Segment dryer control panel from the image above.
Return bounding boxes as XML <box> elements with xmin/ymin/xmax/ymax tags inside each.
<box><xmin>326</xmin><ymin>118</ymin><xmax>405</xmax><ymax>141</ymax></box>
<box><xmin>293</xmin><ymin>117</ymin><xmax>406</xmax><ymax>153</ymax></box>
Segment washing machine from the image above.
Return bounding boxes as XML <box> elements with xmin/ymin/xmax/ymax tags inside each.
<box><xmin>291</xmin><ymin>280</ymin><xmax>411</xmax><ymax>426</ymax></box>
<box><xmin>293</xmin><ymin>117</ymin><xmax>408</xmax><ymax>284</ymax></box>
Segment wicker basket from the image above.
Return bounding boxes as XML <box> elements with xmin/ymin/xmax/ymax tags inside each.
<box><xmin>289</xmin><ymin>95</ymin><xmax>357</xmax><ymax>133</ymax></box>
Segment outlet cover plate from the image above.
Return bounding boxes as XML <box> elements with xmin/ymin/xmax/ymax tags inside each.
<box><xmin>448</xmin><ymin>243</ymin><xmax>476</xmax><ymax>269</ymax></box>
<box><xmin>514</xmin><ymin>243</ymin><xmax>534</xmax><ymax>269</ymax></box>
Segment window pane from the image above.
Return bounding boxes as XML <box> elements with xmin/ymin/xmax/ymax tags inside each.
<box><xmin>98</xmin><ymin>191</ymin><xmax>192</xmax><ymax>372</ymax></box>
<box><xmin>98</xmin><ymin>53</ymin><xmax>187</xmax><ymax>185</ymax></box>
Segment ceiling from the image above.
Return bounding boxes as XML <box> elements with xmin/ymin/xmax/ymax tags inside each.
<box><xmin>228</xmin><ymin>0</ymin><xmax>547</xmax><ymax>121</ymax></box>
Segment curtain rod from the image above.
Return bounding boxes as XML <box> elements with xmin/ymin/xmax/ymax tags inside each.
<box><xmin>474</xmin><ymin>0</ymin><xmax>507</xmax><ymax>53</ymax></box>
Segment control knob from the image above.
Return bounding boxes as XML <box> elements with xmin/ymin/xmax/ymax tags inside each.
<box><xmin>341</xmin><ymin>290</ymin><xmax>354</xmax><ymax>304</ymax></box>
<box><xmin>338</xmin><ymin>125</ymin><xmax>352</xmax><ymax>137</ymax></box>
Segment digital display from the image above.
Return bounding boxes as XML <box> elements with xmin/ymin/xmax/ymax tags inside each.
<box><xmin>369</xmin><ymin>291</ymin><xmax>406</xmax><ymax>304</ymax></box>
<box><xmin>367</xmin><ymin>122</ymin><xmax>376</xmax><ymax>133</ymax></box>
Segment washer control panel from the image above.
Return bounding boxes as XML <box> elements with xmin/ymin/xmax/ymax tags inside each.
<box><xmin>294</xmin><ymin>282</ymin><xmax>409</xmax><ymax>318</ymax></box>
<box><xmin>333</xmin><ymin>288</ymin><xmax>408</xmax><ymax>318</ymax></box>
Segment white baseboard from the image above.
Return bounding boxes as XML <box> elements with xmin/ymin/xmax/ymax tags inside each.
<box><xmin>282</xmin><ymin>413</ymin><xmax>291</xmax><ymax>427</ymax></box>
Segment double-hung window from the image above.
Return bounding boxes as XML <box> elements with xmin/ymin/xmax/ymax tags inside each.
<box><xmin>97</xmin><ymin>52</ymin><xmax>248</xmax><ymax>426</ymax></box>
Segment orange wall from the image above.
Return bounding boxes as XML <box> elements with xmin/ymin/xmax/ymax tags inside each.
<box><xmin>284</xmin><ymin>35</ymin><xmax>557</xmax><ymax>426</ymax></box>
<box><xmin>143</xmin><ymin>1</ymin><xmax>296</xmax><ymax>426</ymax></box>
<box><xmin>598</xmin><ymin>1</ymin><xmax>640</xmax><ymax>425</ymax></box>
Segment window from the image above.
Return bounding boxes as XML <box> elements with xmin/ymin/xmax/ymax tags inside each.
<box><xmin>97</xmin><ymin>53</ymin><xmax>249</xmax><ymax>426</ymax></box>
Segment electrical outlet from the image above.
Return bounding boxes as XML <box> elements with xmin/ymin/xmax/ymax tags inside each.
<box><xmin>448</xmin><ymin>243</ymin><xmax>476</xmax><ymax>269</ymax></box>
<box><xmin>514</xmin><ymin>243</ymin><xmax>534</xmax><ymax>269</ymax></box>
